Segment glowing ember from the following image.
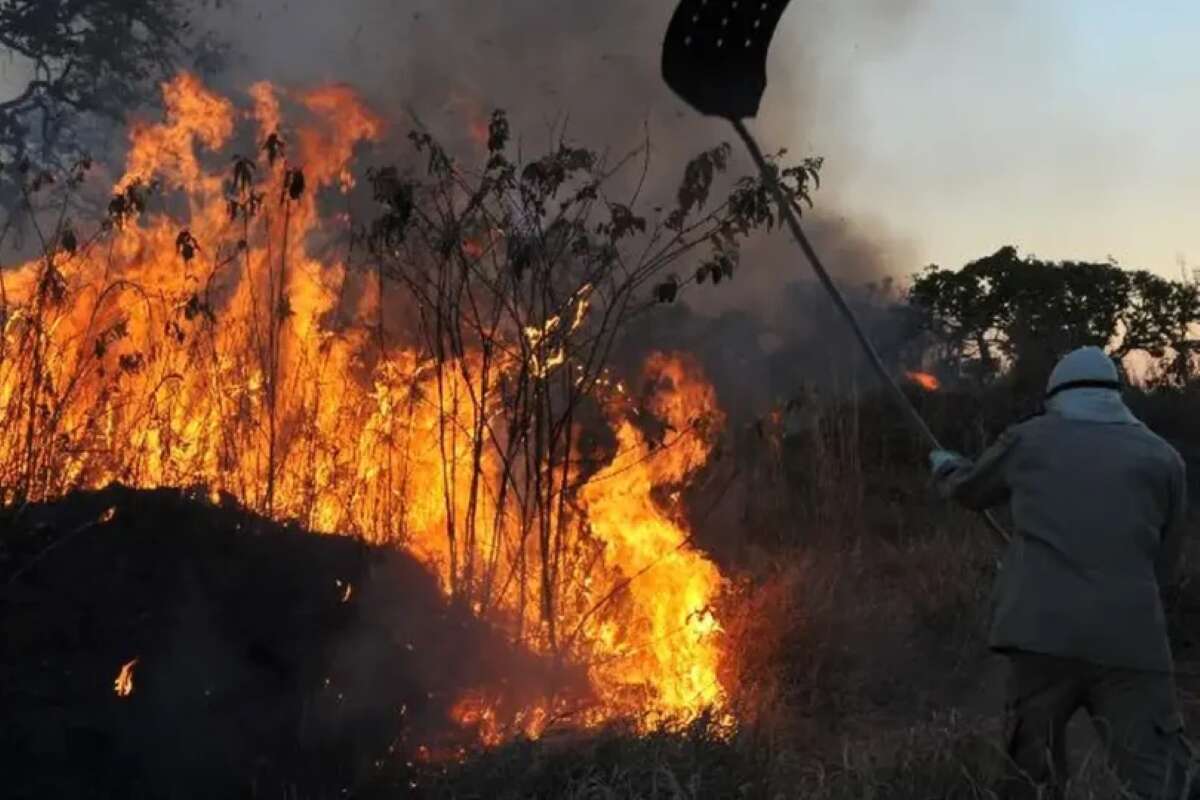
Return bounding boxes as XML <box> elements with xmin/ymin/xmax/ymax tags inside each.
<box><xmin>336</xmin><ymin>579</ymin><xmax>353</xmax><ymax>603</ymax></box>
<box><xmin>114</xmin><ymin>658</ymin><xmax>138</xmax><ymax>697</ymax></box>
<box><xmin>523</xmin><ymin>284</ymin><xmax>593</xmax><ymax>379</ymax></box>
<box><xmin>906</xmin><ymin>371</ymin><xmax>941</xmax><ymax>392</ymax></box>
<box><xmin>0</xmin><ymin>73</ymin><xmax>732</xmax><ymax>741</ymax></box>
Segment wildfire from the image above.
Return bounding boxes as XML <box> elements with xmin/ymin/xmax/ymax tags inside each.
<box><xmin>580</xmin><ymin>353</ymin><xmax>728</xmax><ymax>725</ymax></box>
<box><xmin>906</xmin><ymin>371</ymin><xmax>940</xmax><ymax>392</ymax></box>
<box><xmin>114</xmin><ymin>658</ymin><xmax>139</xmax><ymax>697</ymax></box>
<box><xmin>522</xmin><ymin>283</ymin><xmax>593</xmax><ymax>379</ymax></box>
<box><xmin>0</xmin><ymin>73</ymin><xmax>732</xmax><ymax>742</ymax></box>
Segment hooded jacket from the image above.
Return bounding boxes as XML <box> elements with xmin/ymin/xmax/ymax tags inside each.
<box><xmin>936</xmin><ymin>347</ymin><xmax>1189</xmax><ymax>672</ymax></box>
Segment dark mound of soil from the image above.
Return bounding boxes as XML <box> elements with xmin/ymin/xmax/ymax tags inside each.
<box><xmin>1</xmin><ymin>485</ymin><xmax>578</xmax><ymax>799</ymax></box>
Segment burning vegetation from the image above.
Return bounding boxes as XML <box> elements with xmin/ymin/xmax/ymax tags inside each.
<box><xmin>0</xmin><ymin>72</ymin><xmax>820</xmax><ymax>742</ymax></box>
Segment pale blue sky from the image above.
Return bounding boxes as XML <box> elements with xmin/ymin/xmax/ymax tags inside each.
<box><xmin>789</xmin><ymin>1</ymin><xmax>1200</xmax><ymax>279</ymax></box>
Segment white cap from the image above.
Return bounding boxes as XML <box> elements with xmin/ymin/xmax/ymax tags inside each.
<box><xmin>1045</xmin><ymin>346</ymin><xmax>1121</xmax><ymax>398</ymax></box>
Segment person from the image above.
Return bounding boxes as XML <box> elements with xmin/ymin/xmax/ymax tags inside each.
<box><xmin>930</xmin><ymin>346</ymin><xmax>1194</xmax><ymax>798</ymax></box>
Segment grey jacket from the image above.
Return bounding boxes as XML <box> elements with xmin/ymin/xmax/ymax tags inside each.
<box><xmin>937</xmin><ymin>410</ymin><xmax>1188</xmax><ymax>672</ymax></box>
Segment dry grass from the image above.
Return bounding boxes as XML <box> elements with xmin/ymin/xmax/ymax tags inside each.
<box><xmin>416</xmin><ymin>387</ymin><xmax>1200</xmax><ymax>798</ymax></box>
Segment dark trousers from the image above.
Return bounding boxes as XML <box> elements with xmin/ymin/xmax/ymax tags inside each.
<box><xmin>1003</xmin><ymin>652</ymin><xmax>1197</xmax><ymax>799</ymax></box>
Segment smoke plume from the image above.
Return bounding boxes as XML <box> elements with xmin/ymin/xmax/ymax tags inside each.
<box><xmin>199</xmin><ymin>0</ymin><xmax>927</xmax><ymax>411</ymax></box>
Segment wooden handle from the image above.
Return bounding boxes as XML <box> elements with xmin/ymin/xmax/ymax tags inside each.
<box><xmin>729</xmin><ymin>119</ymin><xmax>1011</xmax><ymax>544</ymax></box>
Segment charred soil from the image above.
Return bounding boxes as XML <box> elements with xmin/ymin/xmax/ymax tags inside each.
<box><xmin>0</xmin><ymin>485</ymin><xmax>578</xmax><ymax>799</ymax></box>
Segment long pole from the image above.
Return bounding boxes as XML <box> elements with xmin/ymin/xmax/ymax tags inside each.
<box><xmin>729</xmin><ymin>119</ymin><xmax>1011</xmax><ymax>544</ymax></box>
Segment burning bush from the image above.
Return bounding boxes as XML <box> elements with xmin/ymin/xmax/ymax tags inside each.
<box><xmin>0</xmin><ymin>72</ymin><xmax>823</xmax><ymax>739</ymax></box>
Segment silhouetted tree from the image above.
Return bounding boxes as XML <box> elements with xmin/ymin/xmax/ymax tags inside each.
<box><xmin>0</xmin><ymin>0</ymin><xmax>216</xmax><ymax>206</ymax></box>
<box><xmin>910</xmin><ymin>246</ymin><xmax>1200</xmax><ymax>391</ymax></box>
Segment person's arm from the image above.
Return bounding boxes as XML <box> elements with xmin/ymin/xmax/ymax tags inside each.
<box><xmin>932</xmin><ymin>429</ymin><xmax>1019</xmax><ymax>511</ymax></box>
<box><xmin>1156</xmin><ymin>452</ymin><xmax>1188</xmax><ymax>589</ymax></box>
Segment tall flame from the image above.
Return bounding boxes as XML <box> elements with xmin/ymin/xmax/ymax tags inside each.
<box><xmin>581</xmin><ymin>353</ymin><xmax>727</xmax><ymax>724</ymax></box>
<box><xmin>0</xmin><ymin>74</ymin><xmax>732</xmax><ymax>739</ymax></box>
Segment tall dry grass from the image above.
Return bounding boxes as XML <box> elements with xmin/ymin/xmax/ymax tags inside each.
<box><xmin>418</xmin><ymin>386</ymin><xmax>1198</xmax><ymax>798</ymax></box>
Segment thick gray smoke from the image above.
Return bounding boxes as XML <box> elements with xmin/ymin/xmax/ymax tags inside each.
<box><xmin>201</xmin><ymin>0</ymin><xmax>926</xmax><ymax>413</ymax></box>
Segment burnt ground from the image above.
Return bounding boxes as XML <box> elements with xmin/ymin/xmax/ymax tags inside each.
<box><xmin>0</xmin><ymin>486</ymin><xmax>582</xmax><ymax>800</ymax></box>
<box><xmin>2</xmin><ymin>477</ymin><xmax>1199</xmax><ymax>798</ymax></box>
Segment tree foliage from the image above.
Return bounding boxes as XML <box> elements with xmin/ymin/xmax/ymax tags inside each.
<box><xmin>0</xmin><ymin>0</ymin><xmax>211</xmax><ymax>203</ymax></box>
<box><xmin>359</xmin><ymin>112</ymin><xmax>821</xmax><ymax>632</ymax></box>
<box><xmin>909</xmin><ymin>246</ymin><xmax>1200</xmax><ymax>390</ymax></box>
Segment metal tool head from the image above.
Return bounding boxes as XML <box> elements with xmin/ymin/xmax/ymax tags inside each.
<box><xmin>662</xmin><ymin>0</ymin><xmax>794</xmax><ymax>119</ymax></box>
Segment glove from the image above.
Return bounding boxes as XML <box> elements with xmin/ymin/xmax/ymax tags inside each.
<box><xmin>928</xmin><ymin>449</ymin><xmax>964</xmax><ymax>479</ymax></box>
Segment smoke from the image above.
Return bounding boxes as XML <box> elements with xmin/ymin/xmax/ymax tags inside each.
<box><xmin>196</xmin><ymin>0</ymin><xmax>927</xmax><ymax>412</ymax></box>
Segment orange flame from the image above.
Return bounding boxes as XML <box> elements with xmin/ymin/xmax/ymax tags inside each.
<box><xmin>0</xmin><ymin>73</ymin><xmax>732</xmax><ymax>741</ymax></box>
<box><xmin>906</xmin><ymin>371</ymin><xmax>940</xmax><ymax>392</ymax></box>
<box><xmin>114</xmin><ymin>658</ymin><xmax>138</xmax><ymax>697</ymax></box>
<box><xmin>580</xmin><ymin>354</ymin><xmax>729</xmax><ymax>727</ymax></box>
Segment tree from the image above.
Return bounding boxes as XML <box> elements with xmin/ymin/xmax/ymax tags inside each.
<box><xmin>363</xmin><ymin>112</ymin><xmax>820</xmax><ymax>640</ymax></box>
<box><xmin>0</xmin><ymin>0</ymin><xmax>210</xmax><ymax>206</ymax></box>
<box><xmin>909</xmin><ymin>246</ymin><xmax>1200</xmax><ymax>391</ymax></box>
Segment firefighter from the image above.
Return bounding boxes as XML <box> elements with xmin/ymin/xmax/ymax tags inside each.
<box><xmin>930</xmin><ymin>346</ymin><xmax>1194</xmax><ymax>798</ymax></box>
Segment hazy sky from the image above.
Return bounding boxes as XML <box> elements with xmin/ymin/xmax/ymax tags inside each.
<box><xmin>204</xmin><ymin>0</ymin><xmax>1200</xmax><ymax>282</ymax></box>
<box><xmin>795</xmin><ymin>1</ymin><xmax>1200</xmax><ymax>279</ymax></box>
<box><xmin>4</xmin><ymin>1</ymin><xmax>1195</xmax><ymax>283</ymax></box>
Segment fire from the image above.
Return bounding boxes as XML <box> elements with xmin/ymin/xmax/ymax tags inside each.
<box><xmin>580</xmin><ymin>353</ymin><xmax>727</xmax><ymax>726</ymax></box>
<box><xmin>0</xmin><ymin>74</ymin><xmax>732</xmax><ymax>741</ymax></box>
<box><xmin>114</xmin><ymin>658</ymin><xmax>138</xmax><ymax>697</ymax></box>
<box><xmin>906</xmin><ymin>371</ymin><xmax>940</xmax><ymax>392</ymax></box>
<box><xmin>522</xmin><ymin>284</ymin><xmax>593</xmax><ymax>379</ymax></box>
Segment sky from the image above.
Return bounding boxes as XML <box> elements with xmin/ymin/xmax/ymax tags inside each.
<box><xmin>199</xmin><ymin>0</ymin><xmax>1200</xmax><ymax>285</ymax></box>
<box><xmin>804</xmin><ymin>0</ymin><xmax>1200</xmax><ymax>279</ymax></box>
<box><xmin>3</xmin><ymin>1</ymin><xmax>1197</xmax><ymax>284</ymax></box>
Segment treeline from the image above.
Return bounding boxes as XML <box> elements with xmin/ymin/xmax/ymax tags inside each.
<box><xmin>906</xmin><ymin>245</ymin><xmax>1200</xmax><ymax>395</ymax></box>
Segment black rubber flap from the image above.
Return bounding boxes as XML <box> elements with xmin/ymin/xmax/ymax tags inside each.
<box><xmin>662</xmin><ymin>0</ymin><xmax>794</xmax><ymax>119</ymax></box>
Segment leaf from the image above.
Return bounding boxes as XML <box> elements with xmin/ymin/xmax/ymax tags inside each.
<box><xmin>365</xmin><ymin>167</ymin><xmax>415</xmax><ymax>252</ymax></box>
<box><xmin>60</xmin><ymin>225</ymin><xmax>77</xmax><ymax>255</ymax></box>
<box><xmin>508</xmin><ymin>235</ymin><xmax>533</xmax><ymax>280</ymax></box>
<box><xmin>654</xmin><ymin>276</ymin><xmax>679</xmax><ymax>304</ymax></box>
<box><xmin>284</xmin><ymin>168</ymin><xmax>305</xmax><ymax>201</ymax></box>
<box><xmin>675</xmin><ymin>143</ymin><xmax>731</xmax><ymax>218</ymax></box>
<box><xmin>232</xmin><ymin>155</ymin><xmax>256</xmax><ymax>193</ymax></box>
<box><xmin>606</xmin><ymin>203</ymin><xmax>646</xmax><ymax>241</ymax></box>
<box><xmin>487</xmin><ymin>110</ymin><xmax>510</xmax><ymax>154</ymax></box>
<box><xmin>262</xmin><ymin>131</ymin><xmax>285</xmax><ymax>166</ymax></box>
<box><xmin>175</xmin><ymin>230</ymin><xmax>200</xmax><ymax>263</ymax></box>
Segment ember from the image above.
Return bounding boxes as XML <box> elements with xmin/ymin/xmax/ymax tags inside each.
<box><xmin>906</xmin><ymin>371</ymin><xmax>941</xmax><ymax>392</ymax></box>
<box><xmin>114</xmin><ymin>658</ymin><xmax>138</xmax><ymax>697</ymax></box>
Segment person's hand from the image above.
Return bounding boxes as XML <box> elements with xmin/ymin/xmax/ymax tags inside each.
<box><xmin>928</xmin><ymin>449</ymin><xmax>963</xmax><ymax>478</ymax></box>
